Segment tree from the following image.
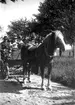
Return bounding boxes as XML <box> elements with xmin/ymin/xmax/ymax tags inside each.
<box><xmin>27</xmin><ymin>19</ymin><xmax>42</xmax><ymax>34</ymax></box>
<box><xmin>0</xmin><ymin>0</ymin><xmax>24</xmax><ymax>4</ymax></box>
<box><xmin>7</xmin><ymin>18</ymin><xmax>30</xmax><ymax>41</ymax></box>
<box><xmin>34</xmin><ymin>0</ymin><xmax>75</xmax><ymax>44</ymax></box>
<box><xmin>7</xmin><ymin>18</ymin><xmax>43</xmax><ymax>44</ymax></box>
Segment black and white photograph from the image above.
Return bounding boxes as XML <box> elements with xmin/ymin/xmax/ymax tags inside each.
<box><xmin>0</xmin><ymin>0</ymin><xmax>75</xmax><ymax>105</ymax></box>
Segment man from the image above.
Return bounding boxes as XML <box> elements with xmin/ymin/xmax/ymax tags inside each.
<box><xmin>1</xmin><ymin>36</ymin><xmax>10</xmax><ymax>79</ymax></box>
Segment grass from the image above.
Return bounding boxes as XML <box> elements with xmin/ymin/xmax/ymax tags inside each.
<box><xmin>51</xmin><ymin>57</ymin><xmax>75</xmax><ymax>88</ymax></box>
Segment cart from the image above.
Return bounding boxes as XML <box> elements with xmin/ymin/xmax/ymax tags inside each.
<box><xmin>0</xmin><ymin>48</ymin><xmax>23</xmax><ymax>80</ymax></box>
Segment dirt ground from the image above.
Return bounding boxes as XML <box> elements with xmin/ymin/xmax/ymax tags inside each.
<box><xmin>0</xmin><ymin>74</ymin><xmax>75</xmax><ymax>105</ymax></box>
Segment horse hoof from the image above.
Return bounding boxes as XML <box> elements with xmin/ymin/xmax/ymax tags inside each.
<box><xmin>27</xmin><ymin>80</ymin><xmax>31</xmax><ymax>83</ymax></box>
<box><xmin>46</xmin><ymin>86</ymin><xmax>52</xmax><ymax>91</ymax></box>
<box><xmin>41</xmin><ymin>86</ymin><xmax>46</xmax><ymax>91</ymax></box>
<box><xmin>19</xmin><ymin>81</ymin><xmax>24</xmax><ymax>85</ymax></box>
<box><xmin>4</xmin><ymin>77</ymin><xmax>9</xmax><ymax>80</ymax></box>
<box><xmin>23</xmin><ymin>80</ymin><xmax>25</xmax><ymax>83</ymax></box>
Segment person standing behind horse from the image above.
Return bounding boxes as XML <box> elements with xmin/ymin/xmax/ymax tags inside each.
<box><xmin>1</xmin><ymin>36</ymin><xmax>11</xmax><ymax>79</ymax></box>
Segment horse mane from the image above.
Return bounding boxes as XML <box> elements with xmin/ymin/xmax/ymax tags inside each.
<box><xmin>52</xmin><ymin>30</ymin><xmax>64</xmax><ymax>40</ymax></box>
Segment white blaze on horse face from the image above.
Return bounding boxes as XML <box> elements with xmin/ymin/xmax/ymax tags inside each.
<box><xmin>55</xmin><ymin>30</ymin><xmax>67</xmax><ymax>50</ymax></box>
<box><xmin>65</xmin><ymin>44</ymin><xmax>72</xmax><ymax>50</ymax></box>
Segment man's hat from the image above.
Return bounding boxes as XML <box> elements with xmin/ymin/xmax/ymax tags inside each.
<box><xmin>3</xmin><ymin>36</ymin><xmax>8</xmax><ymax>40</ymax></box>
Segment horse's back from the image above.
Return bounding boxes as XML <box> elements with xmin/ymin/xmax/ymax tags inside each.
<box><xmin>21</xmin><ymin>45</ymin><xmax>37</xmax><ymax>61</ymax></box>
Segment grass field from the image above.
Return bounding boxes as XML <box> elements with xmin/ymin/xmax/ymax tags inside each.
<box><xmin>51</xmin><ymin>57</ymin><xmax>75</xmax><ymax>88</ymax></box>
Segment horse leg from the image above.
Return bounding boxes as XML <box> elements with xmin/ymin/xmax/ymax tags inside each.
<box><xmin>46</xmin><ymin>62</ymin><xmax>52</xmax><ymax>90</ymax></box>
<box><xmin>23</xmin><ymin>63</ymin><xmax>27</xmax><ymax>84</ymax></box>
<box><xmin>35</xmin><ymin>65</ymin><xmax>38</xmax><ymax>74</ymax></box>
<box><xmin>27</xmin><ymin>64</ymin><xmax>31</xmax><ymax>83</ymax></box>
<box><xmin>40</xmin><ymin>65</ymin><xmax>46</xmax><ymax>90</ymax></box>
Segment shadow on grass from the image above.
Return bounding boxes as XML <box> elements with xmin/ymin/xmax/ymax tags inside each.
<box><xmin>0</xmin><ymin>79</ymin><xmax>23</xmax><ymax>94</ymax></box>
<box><xmin>51</xmin><ymin>76</ymin><xmax>75</xmax><ymax>89</ymax></box>
<box><xmin>23</xmin><ymin>86</ymin><xmax>42</xmax><ymax>90</ymax></box>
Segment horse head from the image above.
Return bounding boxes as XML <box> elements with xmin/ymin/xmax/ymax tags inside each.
<box><xmin>43</xmin><ymin>30</ymin><xmax>67</xmax><ymax>57</ymax></box>
<box><xmin>54</xmin><ymin>30</ymin><xmax>66</xmax><ymax>52</ymax></box>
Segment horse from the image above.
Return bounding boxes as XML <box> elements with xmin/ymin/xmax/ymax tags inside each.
<box><xmin>21</xmin><ymin>30</ymin><xmax>67</xmax><ymax>90</ymax></box>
